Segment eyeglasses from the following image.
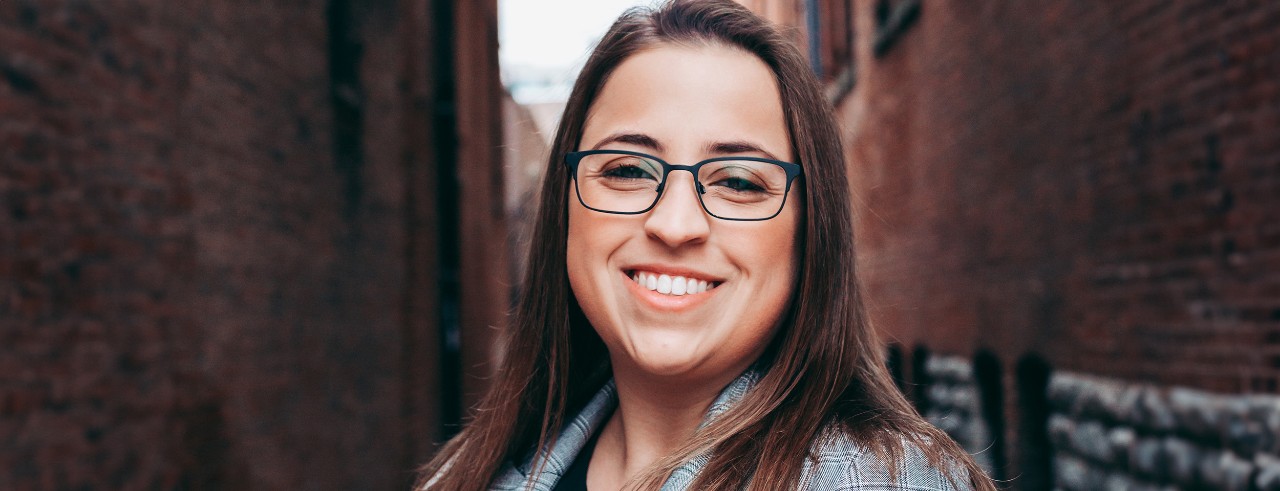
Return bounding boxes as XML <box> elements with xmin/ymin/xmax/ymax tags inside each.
<box><xmin>564</xmin><ymin>150</ymin><xmax>803</xmax><ymax>221</ymax></box>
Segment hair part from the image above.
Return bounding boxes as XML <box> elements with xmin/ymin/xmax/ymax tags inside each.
<box><xmin>417</xmin><ymin>1</ymin><xmax>995</xmax><ymax>489</ymax></box>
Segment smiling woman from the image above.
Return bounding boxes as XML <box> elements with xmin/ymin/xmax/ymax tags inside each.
<box><xmin>417</xmin><ymin>1</ymin><xmax>997</xmax><ymax>490</ymax></box>
<box><xmin>566</xmin><ymin>43</ymin><xmax>800</xmax><ymax>395</ymax></box>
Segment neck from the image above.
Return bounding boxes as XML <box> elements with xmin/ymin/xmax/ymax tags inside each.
<box><xmin>588</xmin><ymin>365</ymin><xmax>743</xmax><ymax>488</ymax></box>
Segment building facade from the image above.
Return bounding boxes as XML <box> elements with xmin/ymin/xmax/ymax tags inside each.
<box><xmin>746</xmin><ymin>1</ymin><xmax>1280</xmax><ymax>489</ymax></box>
<box><xmin>1</xmin><ymin>0</ymin><xmax>505</xmax><ymax>488</ymax></box>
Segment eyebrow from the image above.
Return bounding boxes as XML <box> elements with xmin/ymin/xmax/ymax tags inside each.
<box><xmin>591</xmin><ymin>133</ymin><xmax>664</xmax><ymax>152</ymax></box>
<box><xmin>591</xmin><ymin>132</ymin><xmax>781</xmax><ymax>160</ymax></box>
<box><xmin>707</xmin><ymin>140</ymin><xmax>780</xmax><ymax>160</ymax></box>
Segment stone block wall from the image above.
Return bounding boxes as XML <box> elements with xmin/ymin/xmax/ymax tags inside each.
<box><xmin>916</xmin><ymin>353</ymin><xmax>1280</xmax><ymax>490</ymax></box>
<box><xmin>1048</xmin><ymin>372</ymin><xmax>1280</xmax><ymax>491</ymax></box>
<box><xmin>923</xmin><ymin>355</ymin><xmax>997</xmax><ymax>474</ymax></box>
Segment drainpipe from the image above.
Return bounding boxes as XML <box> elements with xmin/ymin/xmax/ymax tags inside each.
<box><xmin>806</xmin><ymin>0</ymin><xmax>822</xmax><ymax>78</ymax></box>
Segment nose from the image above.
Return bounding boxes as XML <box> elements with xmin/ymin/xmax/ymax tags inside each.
<box><xmin>643</xmin><ymin>171</ymin><xmax>711</xmax><ymax>248</ymax></box>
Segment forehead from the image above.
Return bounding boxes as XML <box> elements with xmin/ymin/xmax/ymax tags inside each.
<box><xmin>581</xmin><ymin>43</ymin><xmax>792</xmax><ymax>161</ymax></box>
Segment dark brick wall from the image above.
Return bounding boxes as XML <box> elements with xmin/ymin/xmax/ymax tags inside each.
<box><xmin>739</xmin><ymin>0</ymin><xmax>1280</xmax><ymax>487</ymax></box>
<box><xmin>1</xmin><ymin>0</ymin><xmax>503</xmax><ymax>488</ymax></box>
<box><xmin>453</xmin><ymin>0</ymin><xmax>507</xmax><ymax>410</ymax></box>
<box><xmin>843</xmin><ymin>0</ymin><xmax>1280</xmax><ymax>393</ymax></box>
<box><xmin>833</xmin><ymin>0</ymin><xmax>1280</xmax><ymax>486</ymax></box>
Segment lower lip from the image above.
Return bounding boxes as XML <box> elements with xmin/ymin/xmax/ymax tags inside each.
<box><xmin>622</xmin><ymin>271</ymin><xmax>718</xmax><ymax>311</ymax></box>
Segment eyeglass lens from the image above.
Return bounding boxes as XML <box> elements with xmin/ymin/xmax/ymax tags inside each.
<box><xmin>574</xmin><ymin>152</ymin><xmax>790</xmax><ymax>220</ymax></box>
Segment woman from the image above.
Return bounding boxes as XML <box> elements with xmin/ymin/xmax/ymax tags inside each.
<box><xmin>420</xmin><ymin>1</ymin><xmax>996</xmax><ymax>489</ymax></box>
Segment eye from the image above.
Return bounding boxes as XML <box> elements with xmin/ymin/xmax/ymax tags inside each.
<box><xmin>702</xmin><ymin>163</ymin><xmax>771</xmax><ymax>193</ymax></box>
<box><xmin>600</xmin><ymin>156</ymin><xmax>660</xmax><ymax>181</ymax></box>
<box><xmin>603</xmin><ymin>163</ymin><xmax>658</xmax><ymax>180</ymax></box>
<box><xmin>712</xmin><ymin>176</ymin><xmax>765</xmax><ymax>192</ymax></box>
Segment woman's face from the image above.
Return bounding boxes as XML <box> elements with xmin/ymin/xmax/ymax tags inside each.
<box><xmin>567</xmin><ymin>44</ymin><xmax>800</xmax><ymax>384</ymax></box>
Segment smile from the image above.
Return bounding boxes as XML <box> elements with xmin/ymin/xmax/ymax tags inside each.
<box><xmin>628</xmin><ymin>270</ymin><xmax>721</xmax><ymax>296</ymax></box>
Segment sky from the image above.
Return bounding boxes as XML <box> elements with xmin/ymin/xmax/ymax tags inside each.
<box><xmin>499</xmin><ymin>0</ymin><xmax>657</xmax><ymax>104</ymax></box>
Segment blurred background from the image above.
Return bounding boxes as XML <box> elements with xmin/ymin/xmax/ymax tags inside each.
<box><xmin>2</xmin><ymin>0</ymin><xmax>1278</xmax><ymax>489</ymax></box>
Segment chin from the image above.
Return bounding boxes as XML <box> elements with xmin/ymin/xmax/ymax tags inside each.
<box><xmin>625</xmin><ymin>342</ymin><xmax>710</xmax><ymax>378</ymax></box>
<box><xmin>636</xmin><ymin>357</ymin><xmax>705</xmax><ymax>378</ymax></box>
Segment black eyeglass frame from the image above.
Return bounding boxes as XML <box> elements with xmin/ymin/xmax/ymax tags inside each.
<box><xmin>564</xmin><ymin>149</ymin><xmax>804</xmax><ymax>221</ymax></box>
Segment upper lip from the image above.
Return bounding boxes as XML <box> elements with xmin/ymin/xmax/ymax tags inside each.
<box><xmin>623</xmin><ymin>264</ymin><xmax>726</xmax><ymax>283</ymax></box>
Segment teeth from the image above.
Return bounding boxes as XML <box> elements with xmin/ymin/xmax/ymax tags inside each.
<box><xmin>630</xmin><ymin>271</ymin><xmax>718</xmax><ymax>296</ymax></box>
<box><xmin>656</xmin><ymin>274</ymin><xmax>672</xmax><ymax>294</ymax></box>
<box><xmin>671</xmin><ymin>276</ymin><xmax>687</xmax><ymax>295</ymax></box>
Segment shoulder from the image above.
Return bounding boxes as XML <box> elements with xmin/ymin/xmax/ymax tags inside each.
<box><xmin>800</xmin><ymin>429</ymin><xmax>975</xmax><ymax>491</ymax></box>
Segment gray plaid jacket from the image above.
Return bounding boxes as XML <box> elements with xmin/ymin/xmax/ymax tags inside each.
<box><xmin>477</xmin><ymin>370</ymin><xmax>972</xmax><ymax>490</ymax></box>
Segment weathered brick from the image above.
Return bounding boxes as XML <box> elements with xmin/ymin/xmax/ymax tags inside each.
<box><xmin>2</xmin><ymin>0</ymin><xmax>503</xmax><ymax>488</ymax></box>
<box><xmin>834</xmin><ymin>0</ymin><xmax>1280</xmax><ymax>392</ymax></box>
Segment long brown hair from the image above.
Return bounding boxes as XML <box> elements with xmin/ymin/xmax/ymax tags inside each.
<box><xmin>418</xmin><ymin>1</ymin><xmax>995</xmax><ymax>489</ymax></box>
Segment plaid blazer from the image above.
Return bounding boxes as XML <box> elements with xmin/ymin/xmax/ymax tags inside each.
<box><xmin>438</xmin><ymin>370</ymin><xmax>971</xmax><ymax>490</ymax></box>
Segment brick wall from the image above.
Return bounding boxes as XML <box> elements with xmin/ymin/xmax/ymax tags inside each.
<box><xmin>0</xmin><ymin>0</ymin><xmax>504</xmax><ymax>488</ymax></box>
<box><xmin>833</xmin><ymin>0</ymin><xmax>1280</xmax><ymax>487</ymax></box>
<box><xmin>844</xmin><ymin>0</ymin><xmax>1280</xmax><ymax>394</ymax></box>
<box><xmin>501</xmin><ymin>93</ymin><xmax>551</xmax><ymax>301</ymax></box>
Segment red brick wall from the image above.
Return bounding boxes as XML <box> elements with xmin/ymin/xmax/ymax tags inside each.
<box><xmin>1</xmin><ymin>0</ymin><xmax>504</xmax><ymax>488</ymax></box>
<box><xmin>453</xmin><ymin>0</ymin><xmax>508</xmax><ymax>410</ymax></box>
<box><xmin>841</xmin><ymin>0</ymin><xmax>1280</xmax><ymax>393</ymax></box>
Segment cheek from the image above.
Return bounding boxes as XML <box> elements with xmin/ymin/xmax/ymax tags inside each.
<box><xmin>565</xmin><ymin>201</ymin><xmax>591</xmax><ymax>290</ymax></box>
<box><xmin>565</xmin><ymin>199</ymin><xmax>620</xmax><ymax>303</ymax></box>
<box><xmin>760</xmin><ymin>201</ymin><xmax>801</xmax><ymax>283</ymax></box>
